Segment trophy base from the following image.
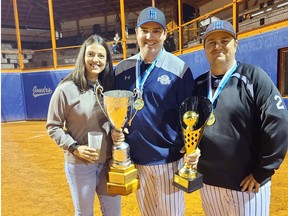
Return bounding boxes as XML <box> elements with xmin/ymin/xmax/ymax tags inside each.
<box><xmin>107</xmin><ymin>178</ymin><xmax>140</xmax><ymax>196</ymax></box>
<box><xmin>108</xmin><ymin>164</ymin><xmax>138</xmax><ymax>184</ymax></box>
<box><xmin>107</xmin><ymin>164</ymin><xmax>140</xmax><ymax>196</ymax></box>
<box><xmin>172</xmin><ymin>172</ymin><xmax>203</xmax><ymax>193</ymax></box>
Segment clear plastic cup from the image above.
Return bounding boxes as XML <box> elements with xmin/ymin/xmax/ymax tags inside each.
<box><xmin>88</xmin><ymin>131</ymin><xmax>103</xmax><ymax>156</ymax></box>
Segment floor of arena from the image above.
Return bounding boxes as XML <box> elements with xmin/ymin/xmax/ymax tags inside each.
<box><xmin>2</xmin><ymin>121</ymin><xmax>288</xmax><ymax>216</ymax></box>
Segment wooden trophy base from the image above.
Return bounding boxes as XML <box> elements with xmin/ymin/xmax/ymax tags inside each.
<box><xmin>107</xmin><ymin>164</ymin><xmax>140</xmax><ymax>195</ymax></box>
<box><xmin>172</xmin><ymin>172</ymin><xmax>203</xmax><ymax>193</ymax></box>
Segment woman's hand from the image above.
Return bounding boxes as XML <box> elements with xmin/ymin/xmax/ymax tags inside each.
<box><xmin>74</xmin><ymin>145</ymin><xmax>99</xmax><ymax>163</ymax></box>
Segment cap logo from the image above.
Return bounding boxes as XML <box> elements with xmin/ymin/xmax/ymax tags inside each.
<box><xmin>213</xmin><ymin>21</ymin><xmax>224</xmax><ymax>30</ymax></box>
<box><xmin>148</xmin><ymin>9</ymin><xmax>157</xmax><ymax>20</ymax></box>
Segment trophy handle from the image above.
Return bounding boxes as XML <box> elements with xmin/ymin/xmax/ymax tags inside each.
<box><xmin>127</xmin><ymin>88</ymin><xmax>139</xmax><ymax>126</ymax></box>
<box><xmin>95</xmin><ymin>85</ymin><xmax>111</xmax><ymax>124</ymax></box>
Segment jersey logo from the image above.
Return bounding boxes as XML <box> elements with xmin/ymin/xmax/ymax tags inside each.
<box><xmin>157</xmin><ymin>75</ymin><xmax>171</xmax><ymax>85</ymax></box>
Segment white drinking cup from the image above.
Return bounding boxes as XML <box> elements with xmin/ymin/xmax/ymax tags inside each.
<box><xmin>88</xmin><ymin>131</ymin><xmax>103</xmax><ymax>156</ymax></box>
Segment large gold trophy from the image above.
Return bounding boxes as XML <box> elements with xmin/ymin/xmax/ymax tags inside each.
<box><xmin>173</xmin><ymin>96</ymin><xmax>212</xmax><ymax>193</ymax></box>
<box><xmin>96</xmin><ymin>88</ymin><xmax>139</xmax><ymax>195</ymax></box>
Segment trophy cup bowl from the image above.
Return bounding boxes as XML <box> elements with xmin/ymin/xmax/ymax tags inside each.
<box><xmin>173</xmin><ymin>96</ymin><xmax>212</xmax><ymax>193</ymax></box>
<box><xmin>96</xmin><ymin>89</ymin><xmax>140</xmax><ymax>195</ymax></box>
<box><xmin>103</xmin><ymin>90</ymin><xmax>133</xmax><ymax>169</ymax></box>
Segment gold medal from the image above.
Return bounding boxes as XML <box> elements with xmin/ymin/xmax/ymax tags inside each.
<box><xmin>207</xmin><ymin>113</ymin><xmax>216</xmax><ymax>126</ymax></box>
<box><xmin>133</xmin><ymin>98</ymin><xmax>144</xmax><ymax>110</ymax></box>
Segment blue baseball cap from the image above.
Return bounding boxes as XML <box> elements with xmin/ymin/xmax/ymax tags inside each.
<box><xmin>136</xmin><ymin>7</ymin><xmax>167</xmax><ymax>29</ymax></box>
<box><xmin>202</xmin><ymin>20</ymin><xmax>237</xmax><ymax>41</ymax></box>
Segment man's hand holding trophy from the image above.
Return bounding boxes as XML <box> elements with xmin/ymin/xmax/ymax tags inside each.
<box><xmin>173</xmin><ymin>96</ymin><xmax>212</xmax><ymax>193</ymax></box>
<box><xmin>96</xmin><ymin>87</ymin><xmax>140</xmax><ymax>196</ymax></box>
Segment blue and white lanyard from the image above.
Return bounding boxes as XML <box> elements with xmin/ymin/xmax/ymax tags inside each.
<box><xmin>208</xmin><ymin>60</ymin><xmax>237</xmax><ymax>104</ymax></box>
<box><xmin>135</xmin><ymin>51</ymin><xmax>163</xmax><ymax>98</ymax></box>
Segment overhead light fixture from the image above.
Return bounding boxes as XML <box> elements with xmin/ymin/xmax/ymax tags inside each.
<box><xmin>277</xmin><ymin>2</ymin><xmax>288</xmax><ymax>7</ymax></box>
<box><xmin>25</xmin><ymin>28</ymin><xmax>50</xmax><ymax>32</ymax></box>
<box><xmin>251</xmin><ymin>11</ymin><xmax>264</xmax><ymax>17</ymax></box>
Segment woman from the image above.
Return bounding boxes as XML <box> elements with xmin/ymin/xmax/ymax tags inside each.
<box><xmin>46</xmin><ymin>35</ymin><xmax>121</xmax><ymax>216</ymax></box>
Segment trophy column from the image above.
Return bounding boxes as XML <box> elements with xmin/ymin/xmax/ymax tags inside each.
<box><xmin>173</xmin><ymin>96</ymin><xmax>212</xmax><ymax>193</ymax></box>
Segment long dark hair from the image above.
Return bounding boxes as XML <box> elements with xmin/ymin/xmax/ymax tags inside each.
<box><xmin>61</xmin><ymin>34</ymin><xmax>114</xmax><ymax>92</ymax></box>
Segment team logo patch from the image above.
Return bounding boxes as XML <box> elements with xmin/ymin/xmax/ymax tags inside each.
<box><xmin>148</xmin><ymin>9</ymin><xmax>157</xmax><ymax>20</ymax></box>
<box><xmin>157</xmin><ymin>75</ymin><xmax>171</xmax><ymax>85</ymax></box>
<box><xmin>213</xmin><ymin>21</ymin><xmax>224</xmax><ymax>30</ymax></box>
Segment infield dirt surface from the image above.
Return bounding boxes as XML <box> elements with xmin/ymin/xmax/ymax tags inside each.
<box><xmin>2</xmin><ymin>121</ymin><xmax>287</xmax><ymax>215</ymax></box>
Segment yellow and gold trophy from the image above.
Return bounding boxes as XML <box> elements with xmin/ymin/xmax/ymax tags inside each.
<box><xmin>173</xmin><ymin>96</ymin><xmax>212</xmax><ymax>193</ymax></box>
<box><xmin>96</xmin><ymin>88</ymin><xmax>139</xmax><ymax>195</ymax></box>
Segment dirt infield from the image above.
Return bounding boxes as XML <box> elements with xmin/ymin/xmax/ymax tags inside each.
<box><xmin>1</xmin><ymin>121</ymin><xmax>288</xmax><ymax>216</ymax></box>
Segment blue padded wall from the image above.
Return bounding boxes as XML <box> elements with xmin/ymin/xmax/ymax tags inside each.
<box><xmin>1</xmin><ymin>69</ymin><xmax>71</xmax><ymax>122</ymax></box>
<box><xmin>22</xmin><ymin>70</ymin><xmax>71</xmax><ymax>120</ymax></box>
<box><xmin>1</xmin><ymin>73</ymin><xmax>26</xmax><ymax>122</ymax></box>
<box><xmin>237</xmin><ymin>27</ymin><xmax>288</xmax><ymax>85</ymax></box>
<box><xmin>179</xmin><ymin>49</ymin><xmax>208</xmax><ymax>79</ymax></box>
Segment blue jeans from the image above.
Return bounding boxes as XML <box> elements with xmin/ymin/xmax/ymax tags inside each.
<box><xmin>65</xmin><ymin>161</ymin><xmax>121</xmax><ymax>216</ymax></box>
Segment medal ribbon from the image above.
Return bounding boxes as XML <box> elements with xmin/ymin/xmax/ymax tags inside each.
<box><xmin>135</xmin><ymin>50</ymin><xmax>163</xmax><ymax>98</ymax></box>
<box><xmin>208</xmin><ymin>60</ymin><xmax>237</xmax><ymax>104</ymax></box>
<box><xmin>128</xmin><ymin>50</ymin><xmax>163</xmax><ymax>126</ymax></box>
